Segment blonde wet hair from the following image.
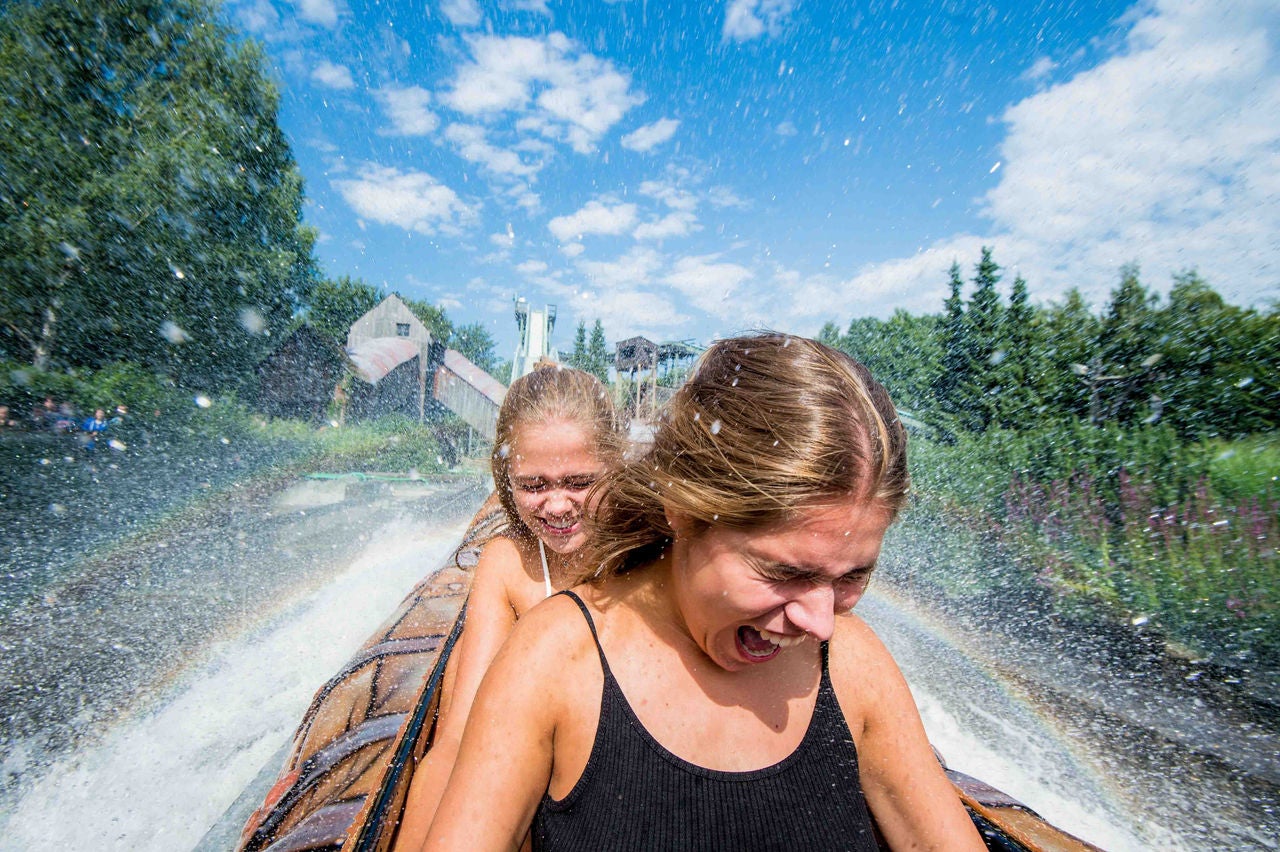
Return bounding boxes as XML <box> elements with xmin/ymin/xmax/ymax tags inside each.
<box><xmin>584</xmin><ymin>332</ymin><xmax>909</xmax><ymax>577</ymax></box>
<box><xmin>491</xmin><ymin>365</ymin><xmax>622</xmax><ymax>541</ymax></box>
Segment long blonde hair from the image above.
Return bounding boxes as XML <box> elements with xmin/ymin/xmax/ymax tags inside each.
<box><xmin>584</xmin><ymin>332</ymin><xmax>909</xmax><ymax>577</ymax></box>
<box><xmin>491</xmin><ymin>365</ymin><xmax>622</xmax><ymax>540</ymax></box>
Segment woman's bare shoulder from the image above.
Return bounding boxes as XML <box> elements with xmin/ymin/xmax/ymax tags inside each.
<box><xmin>473</xmin><ymin>531</ymin><xmax>538</xmax><ymax>586</ymax></box>
<box><xmin>491</xmin><ymin>592</ymin><xmax>602</xmax><ymax>683</ymax></box>
<box><xmin>827</xmin><ymin>612</ymin><xmax>912</xmax><ymax>730</ymax></box>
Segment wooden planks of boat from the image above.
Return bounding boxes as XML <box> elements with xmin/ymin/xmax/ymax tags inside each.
<box><xmin>237</xmin><ymin>493</ymin><xmax>1103</xmax><ymax>852</ymax></box>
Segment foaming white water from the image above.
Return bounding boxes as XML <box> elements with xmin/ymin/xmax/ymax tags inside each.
<box><xmin>0</xmin><ymin>514</ymin><xmax>468</xmax><ymax>852</ymax></box>
<box><xmin>859</xmin><ymin>591</ymin><xmax>1187</xmax><ymax>852</ymax></box>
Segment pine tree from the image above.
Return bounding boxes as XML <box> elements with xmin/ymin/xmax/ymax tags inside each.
<box><xmin>568</xmin><ymin>320</ymin><xmax>588</xmax><ymax>371</ymax></box>
<box><xmin>586</xmin><ymin>319</ymin><xmax>610</xmax><ymax>384</ymax></box>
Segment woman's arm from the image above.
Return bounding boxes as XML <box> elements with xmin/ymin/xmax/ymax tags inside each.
<box><xmin>395</xmin><ymin>539</ymin><xmax>524</xmax><ymax>850</ymax></box>
<box><xmin>831</xmin><ymin>617</ymin><xmax>985</xmax><ymax>851</ymax></box>
<box><xmin>423</xmin><ymin>598</ymin><xmax>583</xmax><ymax>851</ymax></box>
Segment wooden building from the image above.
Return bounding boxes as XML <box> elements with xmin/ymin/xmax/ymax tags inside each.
<box><xmin>254</xmin><ymin>325</ymin><xmax>347</xmax><ymax>422</ymax></box>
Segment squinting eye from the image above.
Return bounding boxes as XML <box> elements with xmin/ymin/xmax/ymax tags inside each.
<box><xmin>517</xmin><ymin>482</ymin><xmax>547</xmax><ymax>493</ymax></box>
<box><xmin>564</xmin><ymin>477</ymin><xmax>597</xmax><ymax>490</ymax></box>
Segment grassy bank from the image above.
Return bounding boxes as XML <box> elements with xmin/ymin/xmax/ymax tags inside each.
<box><xmin>900</xmin><ymin>425</ymin><xmax>1279</xmax><ymax>674</ymax></box>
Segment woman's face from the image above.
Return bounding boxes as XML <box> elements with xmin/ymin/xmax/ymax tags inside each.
<box><xmin>668</xmin><ymin>498</ymin><xmax>893</xmax><ymax>672</ymax></box>
<box><xmin>508</xmin><ymin>418</ymin><xmax>607</xmax><ymax>556</ymax></box>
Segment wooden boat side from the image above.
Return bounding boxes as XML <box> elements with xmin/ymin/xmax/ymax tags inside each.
<box><xmin>237</xmin><ymin>491</ymin><xmax>1106</xmax><ymax>852</ymax></box>
<box><xmin>237</xmin><ymin>494</ymin><xmax>504</xmax><ymax>852</ymax></box>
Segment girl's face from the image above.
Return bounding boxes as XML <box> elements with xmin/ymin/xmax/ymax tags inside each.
<box><xmin>508</xmin><ymin>418</ymin><xmax>607</xmax><ymax>556</ymax></box>
<box><xmin>667</xmin><ymin>498</ymin><xmax>893</xmax><ymax>672</ymax></box>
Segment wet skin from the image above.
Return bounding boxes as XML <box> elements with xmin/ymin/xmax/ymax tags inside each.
<box><xmin>666</xmin><ymin>499</ymin><xmax>894</xmax><ymax>673</ymax></box>
<box><xmin>508</xmin><ymin>418</ymin><xmax>606</xmax><ymax>558</ymax></box>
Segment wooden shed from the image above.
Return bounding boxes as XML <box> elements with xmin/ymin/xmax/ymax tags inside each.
<box><xmin>254</xmin><ymin>325</ymin><xmax>347</xmax><ymax>422</ymax></box>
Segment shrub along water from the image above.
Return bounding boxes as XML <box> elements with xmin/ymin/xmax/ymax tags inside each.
<box><xmin>909</xmin><ymin>423</ymin><xmax>1279</xmax><ymax>672</ymax></box>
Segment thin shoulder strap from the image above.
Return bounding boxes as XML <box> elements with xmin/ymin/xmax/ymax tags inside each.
<box><xmin>556</xmin><ymin>589</ymin><xmax>609</xmax><ymax>670</ymax></box>
<box><xmin>538</xmin><ymin>539</ymin><xmax>553</xmax><ymax>598</ymax></box>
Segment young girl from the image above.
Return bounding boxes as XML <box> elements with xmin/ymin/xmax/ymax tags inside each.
<box><xmin>395</xmin><ymin>364</ymin><xmax>622</xmax><ymax>850</ymax></box>
<box><xmin>423</xmin><ymin>334</ymin><xmax>984</xmax><ymax>851</ymax></box>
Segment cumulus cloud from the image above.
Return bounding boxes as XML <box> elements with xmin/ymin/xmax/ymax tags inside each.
<box><xmin>548</xmin><ymin>200</ymin><xmax>638</xmax><ymax>242</ymax></box>
<box><xmin>442</xmin><ymin>33</ymin><xmax>645</xmax><ymax>153</ymax></box>
<box><xmin>639</xmin><ymin>179</ymin><xmax>699</xmax><ymax>211</ymax></box>
<box><xmin>311</xmin><ymin>60</ymin><xmax>355</xmax><ymax>90</ymax></box>
<box><xmin>723</xmin><ymin>0</ymin><xmax>795</xmax><ymax>43</ymax></box>
<box><xmin>332</xmin><ymin>165</ymin><xmax>477</xmax><ymax>235</ymax></box>
<box><xmin>979</xmin><ymin>0</ymin><xmax>1280</xmax><ymax>309</ymax></box>
<box><xmin>446</xmin><ymin>124</ymin><xmax>541</xmax><ymax>178</ymax></box>
<box><xmin>290</xmin><ymin>0</ymin><xmax>339</xmax><ymax>27</ymax></box>
<box><xmin>621</xmin><ymin>118</ymin><xmax>680</xmax><ymax>152</ymax></box>
<box><xmin>440</xmin><ymin>0</ymin><xmax>482</xmax><ymax>26</ymax></box>
<box><xmin>634</xmin><ymin>211</ymin><xmax>699</xmax><ymax>241</ymax></box>
<box><xmin>377</xmin><ymin>87</ymin><xmax>438</xmax><ymax>136</ymax></box>
<box><xmin>662</xmin><ymin>254</ymin><xmax>754</xmax><ymax>313</ymax></box>
<box><xmin>234</xmin><ymin>0</ymin><xmax>280</xmax><ymax>33</ymax></box>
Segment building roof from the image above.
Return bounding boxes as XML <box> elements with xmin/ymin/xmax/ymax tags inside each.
<box><xmin>441</xmin><ymin>349</ymin><xmax>506</xmax><ymax>405</ymax></box>
<box><xmin>346</xmin><ymin>337</ymin><xmax>420</xmax><ymax>384</ymax></box>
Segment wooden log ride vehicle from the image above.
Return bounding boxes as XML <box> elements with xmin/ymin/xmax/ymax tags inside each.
<box><xmin>237</xmin><ymin>495</ymin><xmax>1104</xmax><ymax>852</ymax></box>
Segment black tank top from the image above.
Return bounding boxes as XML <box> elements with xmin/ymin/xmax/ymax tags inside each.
<box><xmin>532</xmin><ymin>591</ymin><xmax>879</xmax><ymax>851</ymax></box>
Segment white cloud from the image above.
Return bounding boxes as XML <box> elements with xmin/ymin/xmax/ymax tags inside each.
<box><xmin>234</xmin><ymin>0</ymin><xmax>280</xmax><ymax>33</ymax></box>
<box><xmin>332</xmin><ymin>165</ymin><xmax>477</xmax><ymax>235</ymax></box>
<box><xmin>662</xmin><ymin>254</ymin><xmax>754</xmax><ymax>314</ymax></box>
<box><xmin>517</xmin><ymin>260</ymin><xmax>549</xmax><ymax>275</ymax></box>
<box><xmin>775</xmin><ymin>120</ymin><xmax>798</xmax><ymax>137</ymax></box>
<box><xmin>639</xmin><ymin>179</ymin><xmax>699</xmax><ymax>212</ymax></box>
<box><xmin>440</xmin><ymin>0</ymin><xmax>482</xmax><ymax>27</ymax></box>
<box><xmin>548</xmin><ymin>200</ymin><xmax>637</xmax><ymax>242</ymax></box>
<box><xmin>577</xmin><ymin>247</ymin><xmax>664</xmax><ymax>290</ymax></box>
<box><xmin>560</xmin><ymin>242</ymin><xmax>586</xmax><ymax>257</ymax></box>
<box><xmin>311</xmin><ymin>60</ymin><xmax>355</xmax><ymax>90</ymax></box>
<box><xmin>290</xmin><ymin>0</ymin><xmax>339</xmax><ymax>27</ymax></box>
<box><xmin>445</xmin><ymin>124</ymin><xmax>540</xmax><ymax>177</ymax></box>
<box><xmin>442</xmin><ymin>33</ymin><xmax>645</xmax><ymax>153</ymax></box>
<box><xmin>509</xmin><ymin>0</ymin><xmax>551</xmax><ymax>14</ymax></box>
<box><xmin>621</xmin><ymin>118</ymin><xmax>680</xmax><ymax>152</ymax></box>
<box><xmin>979</xmin><ymin>0</ymin><xmax>1280</xmax><ymax>309</ymax></box>
<box><xmin>377</xmin><ymin>87</ymin><xmax>439</xmax><ymax>136</ymax></box>
<box><xmin>1021</xmin><ymin>56</ymin><xmax>1057</xmax><ymax>84</ymax></box>
<box><xmin>708</xmin><ymin>186</ymin><xmax>748</xmax><ymax>208</ymax></box>
<box><xmin>723</xmin><ymin>0</ymin><xmax>795</xmax><ymax>43</ymax></box>
<box><xmin>634</xmin><ymin>211</ymin><xmax>699</xmax><ymax>241</ymax></box>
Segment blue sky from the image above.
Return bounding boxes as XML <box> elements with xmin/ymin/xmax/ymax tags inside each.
<box><xmin>223</xmin><ymin>0</ymin><xmax>1280</xmax><ymax>362</ymax></box>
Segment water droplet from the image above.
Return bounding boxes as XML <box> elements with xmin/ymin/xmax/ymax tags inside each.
<box><xmin>710</xmin><ymin>420</ymin><xmax>722</xmax><ymax>435</ymax></box>
<box><xmin>194</xmin><ymin>395</ymin><xmax>212</xmax><ymax>408</ymax></box>
<box><xmin>239</xmin><ymin>307</ymin><xmax>266</xmax><ymax>334</ymax></box>
<box><xmin>160</xmin><ymin>321</ymin><xmax>188</xmax><ymax>344</ymax></box>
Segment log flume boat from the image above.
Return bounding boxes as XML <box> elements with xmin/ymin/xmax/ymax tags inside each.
<box><xmin>236</xmin><ymin>495</ymin><xmax>1103</xmax><ymax>852</ymax></box>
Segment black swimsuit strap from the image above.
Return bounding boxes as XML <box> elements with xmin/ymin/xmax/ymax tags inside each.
<box><xmin>555</xmin><ymin>589</ymin><xmax>609</xmax><ymax>673</ymax></box>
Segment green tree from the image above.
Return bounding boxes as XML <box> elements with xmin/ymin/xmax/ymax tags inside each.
<box><xmin>586</xmin><ymin>320</ymin><xmax>610</xmax><ymax>384</ymax></box>
<box><xmin>993</xmin><ymin>274</ymin><xmax>1043</xmax><ymax>429</ymax></box>
<box><xmin>567</xmin><ymin>320</ymin><xmax>588</xmax><ymax>371</ymax></box>
<box><xmin>1155</xmin><ymin>272</ymin><xmax>1279</xmax><ymax>438</ymax></box>
<box><xmin>0</xmin><ymin>0</ymin><xmax>315</xmax><ymax>387</ymax></box>
<box><xmin>1092</xmin><ymin>265</ymin><xmax>1160</xmax><ymax>427</ymax></box>
<box><xmin>962</xmin><ymin>246</ymin><xmax>1004</xmax><ymax>431</ymax></box>
<box><xmin>454</xmin><ymin>322</ymin><xmax>497</xmax><ymax>373</ymax></box>
<box><xmin>1039</xmin><ymin>288</ymin><xmax>1099</xmax><ymax>420</ymax></box>
<box><xmin>305</xmin><ymin>276</ymin><xmax>383</xmax><ymax>343</ymax></box>
<box><xmin>934</xmin><ymin>261</ymin><xmax>968</xmax><ymax>423</ymax></box>
<box><xmin>401</xmin><ymin>295</ymin><xmax>455</xmax><ymax>345</ymax></box>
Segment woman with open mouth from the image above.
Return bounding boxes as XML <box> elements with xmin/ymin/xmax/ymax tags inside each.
<box><xmin>422</xmin><ymin>333</ymin><xmax>984</xmax><ymax>851</ymax></box>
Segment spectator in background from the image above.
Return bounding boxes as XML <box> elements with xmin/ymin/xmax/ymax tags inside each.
<box><xmin>81</xmin><ymin>408</ymin><xmax>109</xmax><ymax>453</ymax></box>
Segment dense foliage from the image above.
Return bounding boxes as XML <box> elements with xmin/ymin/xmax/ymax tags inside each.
<box><xmin>0</xmin><ymin>0</ymin><xmax>316</xmax><ymax>389</ymax></box>
<box><xmin>824</xmin><ymin>249</ymin><xmax>1279</xmax><ymax>670</ymax></box>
